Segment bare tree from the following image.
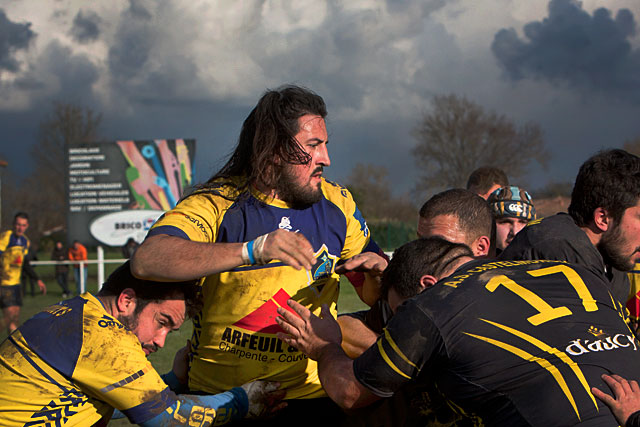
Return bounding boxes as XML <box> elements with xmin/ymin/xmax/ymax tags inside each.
<box><xmin>623</xmin><ymin>137</ymin><xmax>640</xmax><ymax>157</ymax></box>
<box><xmin>19</xmin><ymin>103</ymin><xmax>102</xmax><ymax>237</ymax></box>
<box><xmin>345</xmin><ymin>163</ymin><xmax>416</xmax><ymax>223</ymax></box>
<box><xmin>412</xmin><ymin>94</ymin><xmax>548</xmax><ymax>194</ymax></box>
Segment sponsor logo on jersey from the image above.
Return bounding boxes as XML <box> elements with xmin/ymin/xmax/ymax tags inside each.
<box><xmin>353</xmin><ymin>207</ymin><xmax>369</xmax><ymax>238</ymax></box>
<box><xmin>278</xmin><ymin>216</ymin><xmax>293</xmax><ymax>230</ymax></box>
<box><xmin>565</xmin><ymin>328</ymin><xmax>638</xmax><ymax>356</ymax></box>
<box><xmin>184</xmin><ymin>214</ymin><xmax>209</xmax><ymax>239</ymax></box>
<box><xmin>97</xmin><ymin>315</ymin><xmax>125</xmax><ymax>330</ymax></box>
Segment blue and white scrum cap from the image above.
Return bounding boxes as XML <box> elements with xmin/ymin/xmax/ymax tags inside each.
<box><xmin>487</xmin><ymin>186</ymin><xmax>536</xmax><ymax>220</ymax></box>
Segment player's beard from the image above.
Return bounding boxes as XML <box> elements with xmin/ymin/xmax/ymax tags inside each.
<box><xmin>275</xmin><ymin>165</ymin><xmax>323</xmax><ymax>209</ymax></box>
<box><xmin>118</xmin><ymin>313</ymin><xmax>138</xmax><ymax>331</ymax></box>
<box><xmin>118</xmin><ymin>312</ymin><xmax>158</xmax><ymax>354</ymax></box>
<box><xmin>599</xmin><ymin>223</ymin><xmax>636</xmax><ymax>272</ymax></box>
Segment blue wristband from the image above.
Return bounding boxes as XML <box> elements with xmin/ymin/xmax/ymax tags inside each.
<box><xmin>247</xmin><ymin>240</ymin><xmax>256</xmax><ymax>265</ymax></box>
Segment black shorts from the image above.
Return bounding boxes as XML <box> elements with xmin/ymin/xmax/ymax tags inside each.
<box><xmin>0</xmin><ymin>285</ymin><xmax>22</xmax><ymax>308</ymax></box>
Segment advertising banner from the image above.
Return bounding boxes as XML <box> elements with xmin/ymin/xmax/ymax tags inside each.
<box><xmin>66</xmin><ymin>139</ymin><xmax>196</xmax><ymax>247</ymax></box>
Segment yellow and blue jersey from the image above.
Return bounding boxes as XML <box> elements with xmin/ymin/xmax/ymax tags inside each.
<box><xmin>0</xmin><ymin>293</ymin><xmax>175</xmax><ymax>426</ymax></box>
<box><xmin>148</xmin><ymin>178</ymin><xmax>373</xmax><ymax>398</ymax></box>
<box><xmin>0</xmin><ymin>230</ymin><xmax>29</xmax><ymax>286</ymax></box>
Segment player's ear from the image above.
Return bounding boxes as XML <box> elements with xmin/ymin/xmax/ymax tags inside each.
<box><xmin>472</xmin><ymin>236</ymin><xmax>491</xmax><ymax>257</ymax></box>
<box><xmin>116</xmin><ymin>288</ymin><xmax>137</xmax><ymax>316</ymax></box>
<box><xmin>592</xmin><ymin>207</ymin><xmax>611</xmax><ymax>233</ymax></box>
<box><xmin>419</xmin><ymin>275</ymin><xmax>438</xmax><ymax>291</ymax></box>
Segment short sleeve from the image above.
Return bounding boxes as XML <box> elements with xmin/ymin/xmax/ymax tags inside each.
<box><xmin>353</xmin><ymin>299</ymin><xmax>444</xmax><ymax>397</ymax></box>
<box><xmin>148</xmin><ymin>193</ymin><xmax>224</xmax><ymax>243</ymax></box>
<box><xmin>73</xmin><ymin>324</ymin><xmax>176</xmax><ymax>424</ymax></box>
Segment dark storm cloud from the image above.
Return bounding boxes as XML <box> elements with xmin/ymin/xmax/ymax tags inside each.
<box><xmin>0</xmin><ymin>9</ymin><xmax>36</xmax><ymax>71</ymax></box>
<box><xmin>70</xmin><ymin>10</ymin><xmax>101</xmax><ymax>43</ymax></box>
<box><xmin>40</xmin><ymin>41</ymin><xmax>100</xmax><ymax>105</ymax></box>
<box><xmin>108</xmin><ymin>2</ymin><xmax>153</xmax><ymax>80</ymax></box>
<box><xmin>492</xmin><ymin>0</ymin><xmax>640</xmax><ymax>101</ymax></box>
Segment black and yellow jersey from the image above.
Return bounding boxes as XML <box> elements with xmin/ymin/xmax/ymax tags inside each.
<box><xmin>354</xmin><ymin>259</ymin><xmax>640</xmax><ymax>426</ymax></box>
<box><xmin>500</xmin><ymin>213</ymin><xmax>630</xmax><ymax>304</ymax></box>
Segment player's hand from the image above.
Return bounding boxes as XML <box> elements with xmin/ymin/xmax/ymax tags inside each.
<box><xmin>276</xmin><ymin>300</ymin><xmax>342</xmax><ymax>360</ymax></box>
<box><xmin>335</xmin><ymin>252</ymin><xmax>387</xmax><ymax>276</ymax></box>
<box><xmin>241</xmin><ymin>381</ymin><xmax>287</xmax><ymax>419</ymax></box>
<box><xmin>172</xmin><ymin>340</ymin><xmax>191</xmax><ymax>386</ymax></box>
<box><xmin>592</xmin><ymin>374</ymin><xmax>640</xmax><ymax>425</ymax></box>
<box><xmin>259</xmin><ymin>229</ymin><xmax>315</xmax><ymax>270</ymax></box>
<box><xmin>37</xmin><ymin>280</ymin><xmax>47</xmax><ymax>296</ymax></box>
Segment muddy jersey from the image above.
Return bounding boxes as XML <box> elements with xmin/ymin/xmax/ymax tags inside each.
<box><xmin>0</xmin><ymin>293</ymin><xmax>175</xmax><ymax>426</ymax></box>
<box><xmin>354</xmin><ymin>259</ymin><xmax>640</xmax><ymax>426</ymax></box>
<box><xmin>0</xmin><ymin>230</ymin><xmax>29</xmax><ymax>286</ymax></box>
<box><xmin>500</xmin><ymin>213</ymin><xmax>630</xmax><ymax>304</ymax></box>
<box><xmin>148</xmin><ymin>178</ymin><xmax>373</xmax><ymax>399</ymax></box>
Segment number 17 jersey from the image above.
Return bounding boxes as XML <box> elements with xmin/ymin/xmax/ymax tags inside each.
<box><xmin>355</xmin><ymin>259</ymin><xmax>640</xmax><ymax>426</ymax></box>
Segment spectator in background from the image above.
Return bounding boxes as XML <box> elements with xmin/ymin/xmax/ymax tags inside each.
<box><xmin>121</xmin><ymin>238</ymin><xmax>139</xmax><ymax>259</ymax></box>
<box><xmin>51</xmin><ymin>241</ymin><xmax>70</xmax><ymax>298</ymax></box>
<box><xmin>487</xmin><ymin>186</ymin><xmax>537</xmax><ymax>254</ymax></box>
<box><xmin>466</xmin><ymin>166</ymin><xmax>509</xmax><ymax>200</ymax></box>
<box><xmin>0</xmin><ymin>212</ymin><xmax>46</xmax><ymax>334</ymax></box>
<box><xmin>68</xmin><ymin>240</ymin><xmax>88</xmax><ymax>294</ymax></box>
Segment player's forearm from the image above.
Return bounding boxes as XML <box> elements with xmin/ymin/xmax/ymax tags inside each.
<box><xmin>317</xmin><ymin>343</ymin><xmax>378</xmax><ymax>410</ymax></box>
<box><xmin>337</xmin><ymin>316</ymin><xmax>378</xmax><ymax>359</ymax></box>
<box><xmin>131</xmin><ymin>235</ymin><xmax>245</xmax><ymax>281</ymax></box>
<box><xmin>138</xmin><ymin>387</ymin><xmax>248</xmax><ymax>426</ymax></box>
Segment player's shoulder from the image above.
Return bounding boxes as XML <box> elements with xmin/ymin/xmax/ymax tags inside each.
<box><xmin>322</xmin><ymin>178</ymin><xmax>353</xmax><ymax>199</ymax></box>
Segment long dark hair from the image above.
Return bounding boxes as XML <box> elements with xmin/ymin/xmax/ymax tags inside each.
<box><xmin>195</xmin><ymin>85</ymin><xmax>327</xmax><ymax>199</ymax></box>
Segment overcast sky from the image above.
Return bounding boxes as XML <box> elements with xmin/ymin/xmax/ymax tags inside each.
<box><xmin>1</xmin><ymin>0</ymin><xmax>639</xmax><ymax>196</ymax></box>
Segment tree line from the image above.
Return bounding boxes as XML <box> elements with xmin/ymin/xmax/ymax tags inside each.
<box><xmin>2</xmin><ymin>96</ymin><xmax>637</xmax><ymax>246</ymax></box>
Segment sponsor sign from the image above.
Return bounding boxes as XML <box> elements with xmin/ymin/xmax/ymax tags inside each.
<box><xmin>89</xmin><ymin>210</ymin><xmax>163</xmax><ymax>246</ymax></box>
<box><xmin>66</xmin><ymin>139</ymin><xmax>195</xmax><ymax>246</ymax></box>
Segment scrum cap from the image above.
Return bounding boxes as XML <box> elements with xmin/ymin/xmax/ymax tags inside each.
<box><xmin>487</xmin><ymin>186</ymin><xmax>536</xmax><ymax>220</ymax></box>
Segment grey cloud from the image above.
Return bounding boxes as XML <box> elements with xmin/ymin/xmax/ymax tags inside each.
<box><xmin>40</xmin><ymin>40</ymin><xmax>99</xmax><ymax>104</ymax></box>
<box><xmin>107</xmin><ymin>2</ymin><xmax>154</xmax><ymax>80</ymax></box>
<box><xmin>70</xmin><ymin>10</ymin><xmax>101</xmax><ymax>43</ymax></box>
<box><xmin>492</xmin><ymin>0</ymin><xmax>640</xmax><ymax>101</ymax></box>
<box><xmin>0</xmin><ymin>9</ymin><xmax>36</xmax><ymax>71</ymax></box>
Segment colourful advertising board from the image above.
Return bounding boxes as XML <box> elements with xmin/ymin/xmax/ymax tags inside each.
<box><xmin>66</xmin><ymin>139</ymin><xmax>196</xmax><ymax>247</ymax></box>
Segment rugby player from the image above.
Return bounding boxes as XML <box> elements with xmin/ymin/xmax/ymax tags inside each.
<box><xmin>0</xmin><ymin>212</ymin><xmax>46</xmax><ymax>334</ymax></box>
<box><xmin>500</xmin><ymin>149</ymin><xmax>640</xmax><ymax>305</ymax></box>
<box><xmin>466</xmin><ymin>166</ymin><xmax>509</xmax><ymax>200</ymax></box>
<box><xmin>338</xmin><ymin>188</ymin><xmax>494</xmax><ymax>359</ymax></box>
<box><xmin>487</xmin><ymin>185</ymin><xmax>536</xmax><ymax>253</ymax></box>
<box><xmin>0</xmin><ymin>262</ymin><xmax>283</xmax><ymax>426</ymax></box>
<box><xmin>132</xmin><ymin>85</ymin><xmax>384</xmax><ymax>423</ymax></box>
<box><xmin>277</xmin><ymin>237</ymin><xmax>640</xmax><ymax>425</ymax></box>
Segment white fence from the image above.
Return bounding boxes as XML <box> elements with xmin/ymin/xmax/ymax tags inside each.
<box><xmin>30</xmin><ymin>247</ymin><xmax>127</xmax><ymax>293</ymax></box>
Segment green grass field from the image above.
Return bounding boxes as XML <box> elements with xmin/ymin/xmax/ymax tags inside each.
<box><xmin>2</xmin><ymin>258</ymin><xmax>370</xmax><ymax>426</ymax></box>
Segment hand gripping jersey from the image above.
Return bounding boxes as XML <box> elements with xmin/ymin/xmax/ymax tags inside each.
<box><xmin>0</xmin><ymin>293</ymin><xmax>175</xmax><ymax>425</ymax></box>
<box><xmin>148</xmin><ymin>179</ymin><xmax>372</xmax><ymax>399</ymax></box>
<box><xmin>354</xmin><ymin>259</ymin><xmax>640</xmax><ymax>426</ymax></box>
<box><xmin>0</xmin><ymin>230</ymin><xmax>29</xmax><ymax>286</ymax></box>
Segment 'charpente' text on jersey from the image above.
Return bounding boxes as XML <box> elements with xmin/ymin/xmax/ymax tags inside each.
<box><xmin>148</xmin><ymin>178</ymin><xmax>373</xmax><ymax>398</ymax></box>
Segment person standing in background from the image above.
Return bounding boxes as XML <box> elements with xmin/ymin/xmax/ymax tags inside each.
<box><xmin>51</xmin><ymin>241</ymin><xmax>70</xmax><ymax>298</ymax></box>
<box><xmin>68</xmin><ymin>240</ymin><xmax>88</xmax><ymax>294</ymax></box>
<box><xmin>0</xmin><ymin>212</ymin><xmax>46</xmax><ymax>334</ymax></box>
